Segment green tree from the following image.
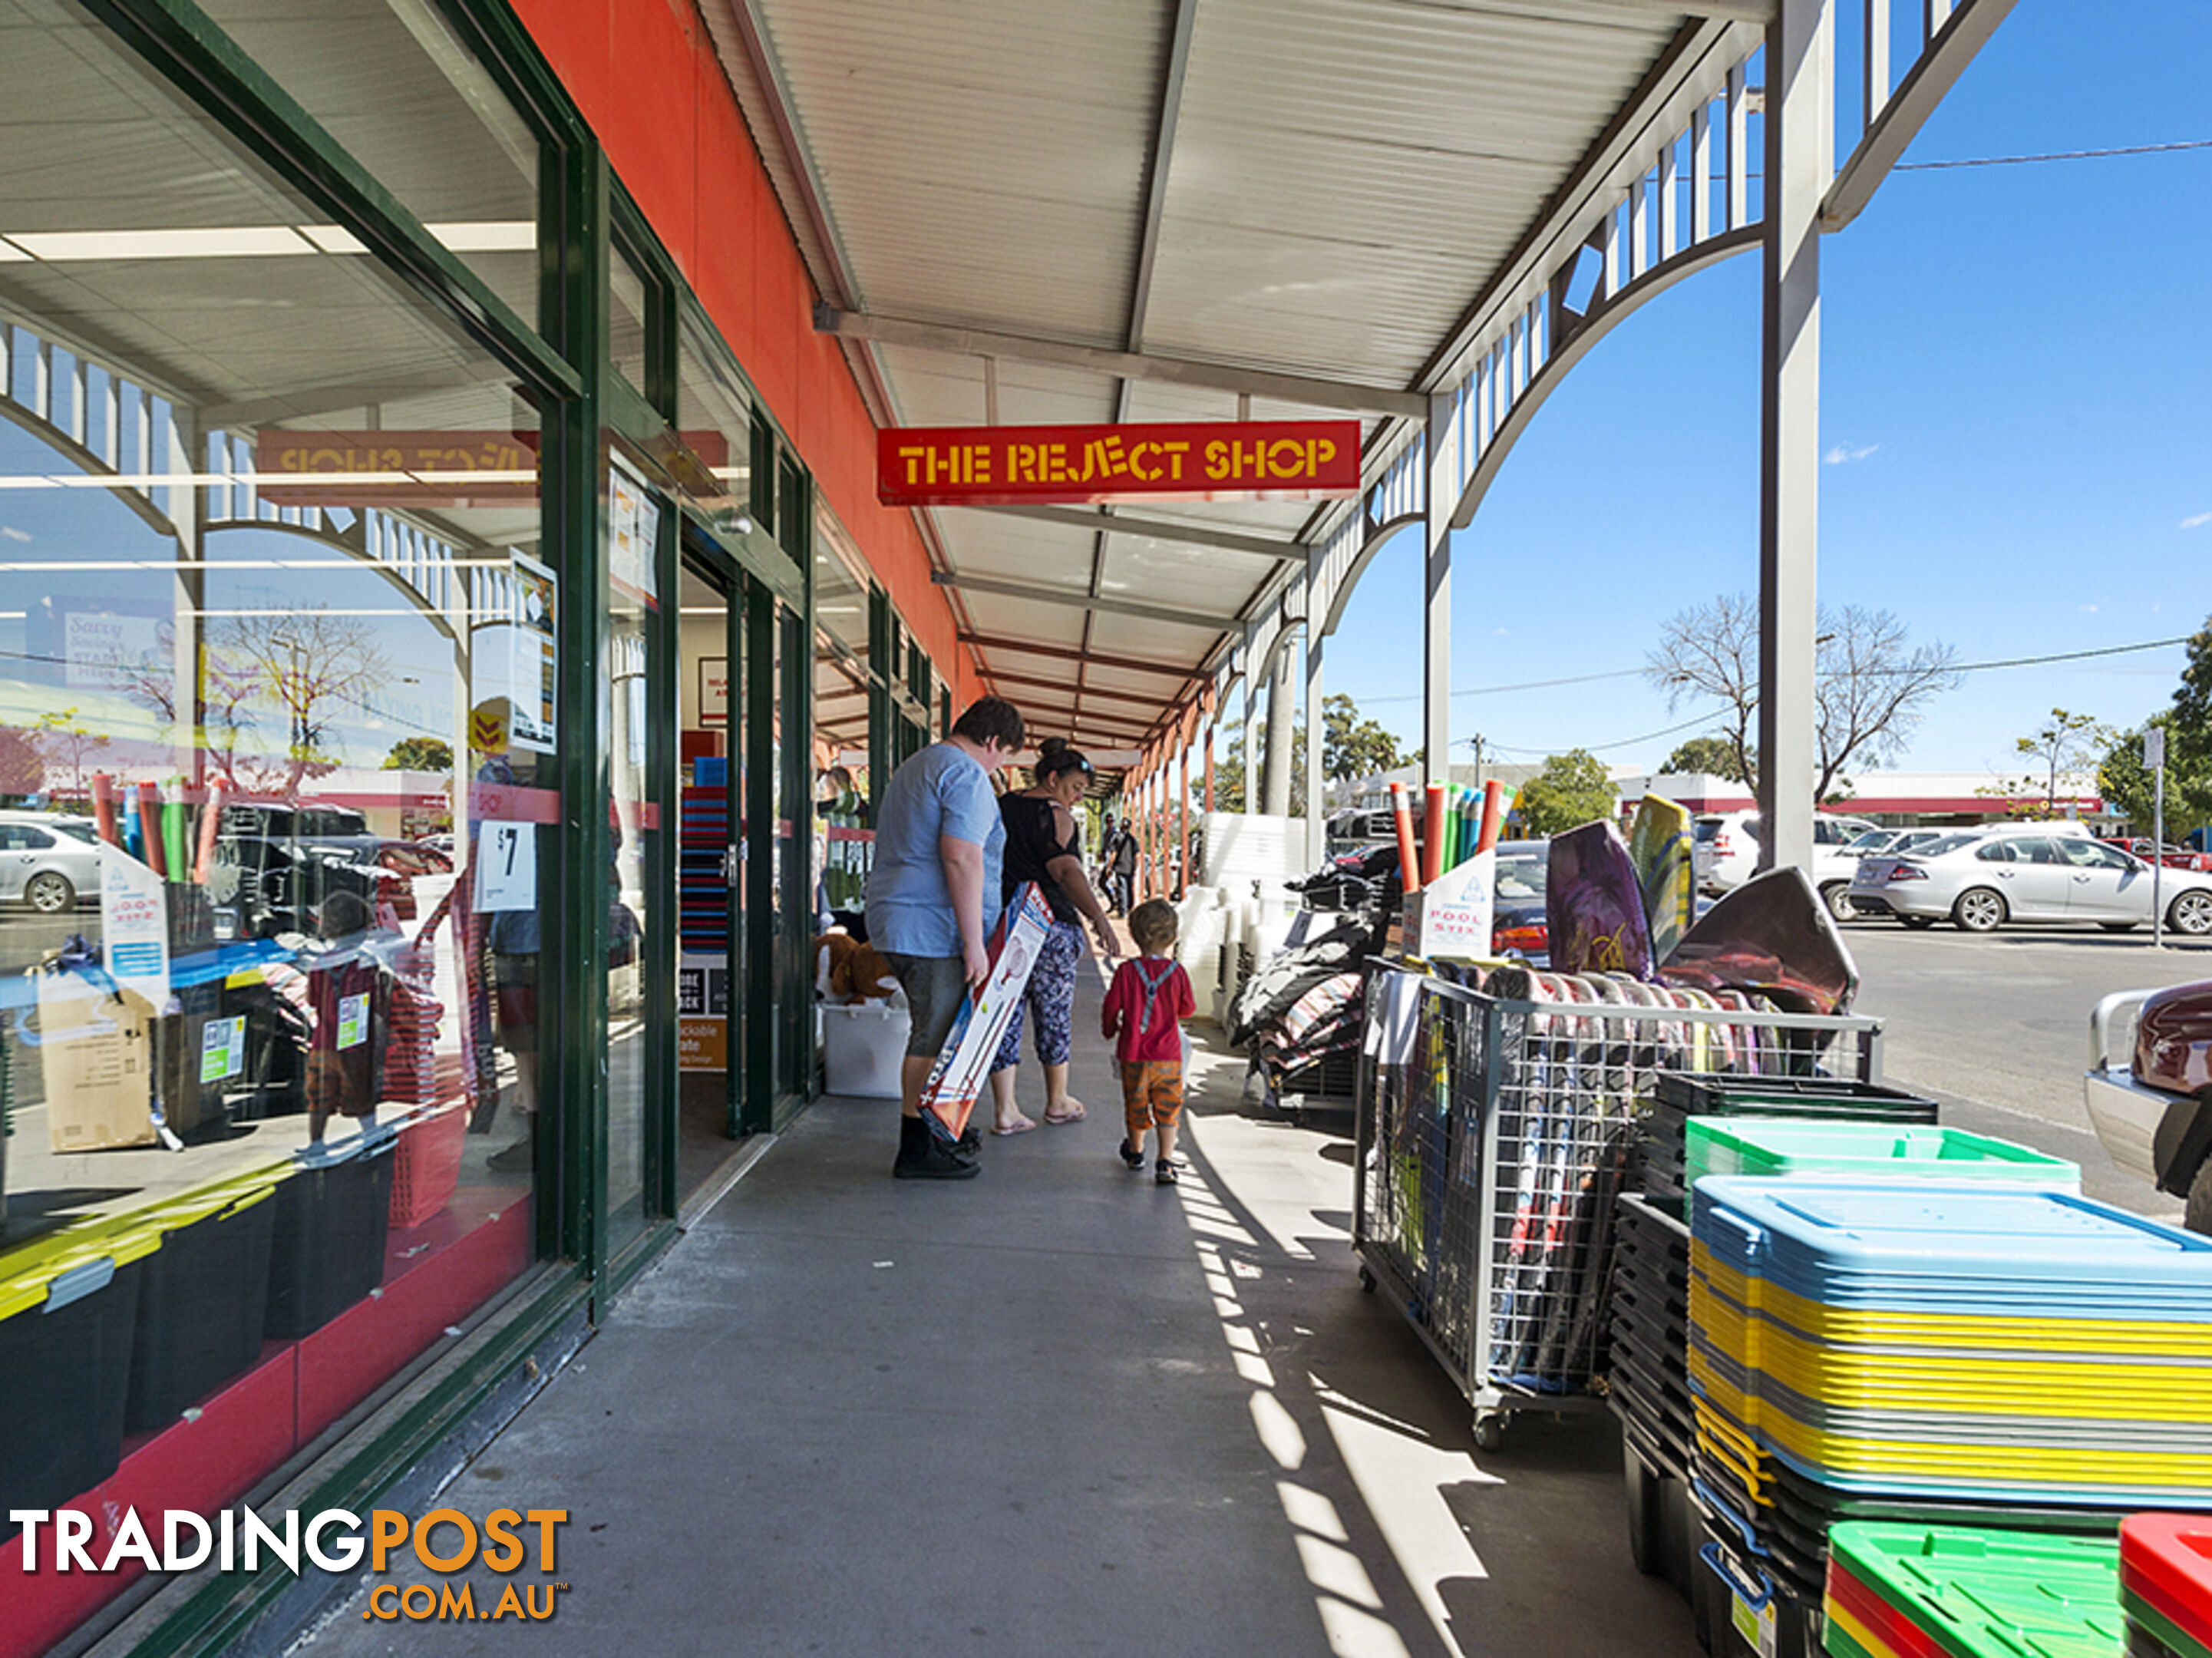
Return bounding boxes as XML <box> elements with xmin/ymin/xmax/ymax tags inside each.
<box><xmin>382</xmin><ymin>736</ymin><xmax>454</xmax><ymax>772</ymax></box>
<box><xmin>1321</xmin><ymin>693</ymin><xmax>1405</xmax><ymax>781</ymax></box>
<box><xmin>1999</xmin><ymin>708</ymin><xmax>2110</xmax><ymax>818</ymax></box>
<box><xmin>1211</xmin><ymin>725</ymin><xmax>1305</xmax><ymax>816</ymax></box>
<box><xmin>1514</xmin><ymin>749</ymin><xmax>1617</xmax><ymax>837</ymax></box>
<box><xmin>2100</xmin><ymin>712</ymin><xmax>2212</xmax><ymax>838</ymax></box>
<box><xmin>1658</xmin><ymin>735</ymin><xmax>1745</xmax><ymax>781</ymax></box>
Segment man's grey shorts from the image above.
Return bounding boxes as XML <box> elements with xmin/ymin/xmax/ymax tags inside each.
<box><xmin>882</xmin><ymin>952</ymin><xmax>969</xmax><ymax>1057</ymax></box>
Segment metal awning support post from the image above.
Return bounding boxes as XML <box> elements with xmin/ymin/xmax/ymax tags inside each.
<box><xmin>1303</xmin><ymin>617</ymin><xmax>1326</xmax><ymax>868</ymax></box>
<box><xmin>1756</xmin><ymin>0</ymin><xmax>1832</xmax><ymax>877</ymax></box>
<box><xmin>1263</xmin><ymin>645</ymin><xmax>1294</xmax><ymax>816</ymax></box>
<box><xmin>1247</xmin><ymin>664</ymin><xmax>1265</xmax><ymax>810</ymax></box>
<box><xmin>1177</xmin><ymin>705</ymin><xmax>1193</xmax><ymax>899</ymax></box>
<box><xmin>1421</xmin><ymin>392</ymin><xmax>1454</xmax><ymax>785</ymax></box>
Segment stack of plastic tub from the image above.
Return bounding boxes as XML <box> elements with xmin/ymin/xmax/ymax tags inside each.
<box><xmin>1822</xmin><ymin>1522</ymin><xmax>2124</xmax><ymax>1658</ymax></box>
<box><xmin>1609</xmin><ymin>1190</ymin><xmax>1699</xmax><ymax>1595</ymax></box>
<box><xmin>1690</xmin><ymin>1177</ymin><xmax>2212</xmax><ymax>1658</ymax></box>
<box><xmin>264</xmin><ymin>1122</ymin><xmax>399</xmax><ymax>1340</ymax></box>
<box><xmin>1616</xmin><ymin>1073</ymin><xmax>1940</xmax><ymax>1613</ymax></box>
<box><xmin>124</xmin><ymin>1161</ymin><xmax>290</xmax><ymax>1430</ymax></box>
<box><xmin>2122</xmin><ymin>1514</ymin><xmax>2212</xmax><ymax>1658</ymax></box>
<box><xmin>1643</xmin><ymin>1074</ymin><xmax>1940</xmax><ymax>1201</ymax></box>
<box><xmin>0</xmin><ymin>1217</ymin><xmax>162</xmax><ymax>1541</ymax></box>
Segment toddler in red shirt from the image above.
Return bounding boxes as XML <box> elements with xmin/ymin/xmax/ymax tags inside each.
<box><xmin>1101</xmin><ymin>898</ymin><xmax>1196</xmax><ymax>1184</ymax></box>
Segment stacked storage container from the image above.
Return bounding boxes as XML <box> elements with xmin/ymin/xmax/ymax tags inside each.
<box><xmin>1615</xmin><ymin>1074</ymin><xmax>1940</xmax><ymax>1608</ymax></box>
<box><xmin>1689</xmin><ymin>1178</ymin><xmax>2212</xmax><ymax>1658</ymax></box>
<box><xmin>2121</xmin><ymin>1514</ymin><xmax>2212</xmax><ymax>1658</ymax></box>
<box><xmin>1822</xmin><ymin>1523</ymin><xmax>2124</xmax><ymax>1658</ymax></box>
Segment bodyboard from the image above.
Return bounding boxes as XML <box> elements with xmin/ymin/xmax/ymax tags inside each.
<box><xmin>1628</xmin><ymin>794</ymin><xmax>1695</xmax><ymax>964</ymax></box>
<box><xmin>917</xmin><ymin>882</ymin><xmax>1055</xmax><ymax>1143</ymax></box>
<box><xmin>1656</xmin><ymin>865</ymin><xmax>1859</xmax><ymax>1016</ymax></box>
<box><xmin>1545</xmin><ymin>820</ymin><xmax>1654</xmax><ymax>979</ymax></box>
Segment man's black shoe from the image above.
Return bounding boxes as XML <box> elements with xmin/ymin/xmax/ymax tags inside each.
<box><xmin>895</xmin><ymin>1113</ymin><xmax>980</xmax><ymax>1180</ymax></box>
<box><xmin>893</xmin><ymin>1140</ymin><xmax>982</xmax><ymax>1180</ymax></box>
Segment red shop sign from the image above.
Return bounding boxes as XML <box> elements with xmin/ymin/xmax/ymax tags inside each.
<box><xmin>877</xmin><ymin>420</ymin><xmax>1361</xmax><ymax>507</ymax></box>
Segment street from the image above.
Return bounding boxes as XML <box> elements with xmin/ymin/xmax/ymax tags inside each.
<box><xmin>1841</xmin><ymin>919</ymin><xmax>2212</xmax><ymax>1218</ymax></box>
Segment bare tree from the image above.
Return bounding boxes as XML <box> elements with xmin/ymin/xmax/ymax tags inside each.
<box><xmin>1645</xmin><ymin>594</ymin><xmax>1758</xmax><ymax>789</ymax></box>
<box><xmin>208</xmin><ymin>609</ymin><xmax>393</xmax><ymax>796</ymax></box>
<box><xmin>1647</xmin><ymin>596</ymin><xmax>1959</xmax><ymax>803</ymax></box>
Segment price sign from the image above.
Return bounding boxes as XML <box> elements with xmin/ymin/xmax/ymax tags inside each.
<box><xmin>475</xmin><ymin>821</ymin><xmax>538</xmax><ymax>913</ymax></box>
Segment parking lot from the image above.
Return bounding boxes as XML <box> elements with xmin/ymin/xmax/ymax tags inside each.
<box><xmin>1841</xmin><ymin>919</ymin><xmax>2212</xmax><ymax>1218</ymax></box>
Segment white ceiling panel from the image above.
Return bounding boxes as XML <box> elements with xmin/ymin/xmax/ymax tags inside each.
<box><xmin>732</xmin><ymin>0</ymin><xmax>1714</xmax><ymax>768</ymax></box>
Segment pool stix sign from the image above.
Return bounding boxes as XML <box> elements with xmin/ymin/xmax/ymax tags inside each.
<box><xmin>877</xmin><ymin>420</ymin><xmax>1361</xmax><ymax>506</ymax></box>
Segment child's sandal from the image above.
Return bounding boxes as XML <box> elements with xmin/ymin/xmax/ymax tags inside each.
<box><xmin>1154</xmin><ymin>1158</ymin><xmax>1180</xmax><ymax>1186</ymax></box>
<box><xmin>1118</xmin><ymin>1138</ymin><xmax>1145</xmax><ymax>1171</ymax></box>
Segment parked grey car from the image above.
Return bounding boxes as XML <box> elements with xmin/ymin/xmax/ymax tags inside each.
<box><xmin>0</xmin><ymin>811</ymin><xmax>102</xmax><ymax>913</ymax></box>
<box><xmin>1850</xmin><ymin>829</ymin><xmax>2212</xmax><ymax>933</ymax></box>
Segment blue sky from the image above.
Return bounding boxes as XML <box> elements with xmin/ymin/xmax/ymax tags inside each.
<box><xmin>1313</xmin><ymin>0</ymin><xmax>2212</xmax><ymax>779</ymax></box>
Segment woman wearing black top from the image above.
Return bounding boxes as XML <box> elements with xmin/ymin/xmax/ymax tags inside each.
<box><xmin>985</xmin><ymin>738</ymin><xmax>1121</xmax><ymax>1134</ymax></box>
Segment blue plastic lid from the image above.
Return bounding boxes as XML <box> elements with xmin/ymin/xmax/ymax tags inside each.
<box><xmin>1693</xmin><ymin>1178</ymin><xmax>2212</xmax><ymax>1293</ymax></box>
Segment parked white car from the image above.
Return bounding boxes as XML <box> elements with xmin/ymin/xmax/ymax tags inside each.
<box><xmin>1851</xmin><ymin>829</ymin><xmax>2212</xmax><ymax>933</ymax></box>
<box><xmin>0</xmin><ymin>811</ymin><xmax>102</xmax><ymax>913</ymax></box>
<box><xmin>1692</xmin><ymin>811</ymin><xmax>1877</xmax><ymax>917</ymax></box>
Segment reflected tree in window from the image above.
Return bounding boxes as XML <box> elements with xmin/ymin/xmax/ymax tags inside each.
<box><xmin>207</xmin><ymin>609</ymin><xmax>393</xmax><ymax>795</ymax></box>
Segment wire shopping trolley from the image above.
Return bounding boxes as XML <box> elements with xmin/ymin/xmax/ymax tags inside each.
<box><xmin>1353</xmin><ymin>966</ymin><xmax>1883</xmax><ymax>1448</ymax></box>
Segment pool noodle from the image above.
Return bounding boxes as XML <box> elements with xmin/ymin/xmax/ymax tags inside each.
<box><xmin>91</xmin><ymin>772</ymin><xmax>118</xmax><ymax>846</ymax></box>
<box><xmin>120</xmin><ymin>789</ymin><xmax>143</xmax><ymax>863</ymax></box>
<box><xmin>1459</xmin><ymin>790</ymin><xmax>1477</xmax><ymax>867</ymax></box>
<box><xmin>137</xmin><ymin>781</ymin><xmax>166</xmax><ymax>876</ymax></box>
<box><xmin>1476</xmin><ymin>779</ymin><xmax>1505</xmax><ymax>854</ymax></box>
<box><xmin>195</xmin><ymin>778</ymin><xmax>226</xmax><ymax>883</ymax></box>
<box><xmin>161</xmin><ymin>784</ymin><xmax>188</xmax><ymax>881</ymax></box>
<box><xmin>1390</xmin><ymin>782</ymin><xmax>1422</xmax><ymax>894</ymax></box>
<box><xmin>1420</xmin><ymin>783</ymin><xmax>1446</xmax><ymax>887</ymax></box>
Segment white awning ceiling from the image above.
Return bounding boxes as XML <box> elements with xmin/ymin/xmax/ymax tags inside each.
<box><xmin>705</xmin><ymin>0</ymin><xmax>1766</xmax><ymax>768</ymax></box>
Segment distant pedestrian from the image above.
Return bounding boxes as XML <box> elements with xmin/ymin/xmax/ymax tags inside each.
<box><xmin>864</xmin><ymin>695</ymin><xmax>1025</xmax><ymax>1180</ymax></box>
<box><xmin>1101</xmin><ymin>898</ymin><xmax>1195</xmax><ymax>1185</ymax></box>
<box><xmin>1105</xmin><ymin>816</ymin><xmax>1138</xmax><ymax>914</ymax></box>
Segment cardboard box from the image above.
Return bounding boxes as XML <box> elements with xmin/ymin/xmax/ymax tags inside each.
<box><xmin>37</xmin><ymin>971</ymin><xmax>158</xmax><ymax>1151</ymax></box>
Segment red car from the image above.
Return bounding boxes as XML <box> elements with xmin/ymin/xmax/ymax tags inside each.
<box><xmin>2101</xmin><ymin>837</ymin><xmax>2212</xmax><ymax>874</ymax></box>
<box><xmin>2088</xmin><ymin>979</ymin><xmax>2212</xmax><ymax>1233</ymax></box>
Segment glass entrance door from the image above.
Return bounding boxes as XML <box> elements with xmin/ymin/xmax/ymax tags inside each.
<box><xmin>676</xmin><ymin>557</ymin><xmax>744</xmax><ymax>1174</ymax></box>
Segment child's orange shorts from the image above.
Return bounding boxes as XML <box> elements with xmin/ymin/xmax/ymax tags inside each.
<box><xmin>1120</xmin><ymin>1060</ymin><xmax>1184</xmax><ymax>1136</ymax></box>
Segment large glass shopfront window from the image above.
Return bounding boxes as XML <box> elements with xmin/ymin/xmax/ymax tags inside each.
<box><xmin>0</xmin><ymin>0</ymin><xmax>557</xmax><ymax>1629</ymax></box>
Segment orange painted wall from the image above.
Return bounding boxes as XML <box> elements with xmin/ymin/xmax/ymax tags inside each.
<box><xmin>508</xmin><ymin>0</ymin><xmax>972</xmax><ymax>706</ymax></box>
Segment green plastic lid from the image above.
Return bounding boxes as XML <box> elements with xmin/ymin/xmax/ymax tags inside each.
<box><xmin>1826</xmin><ymin>1522</ymin><xmax>2125</xmax><ymax>1658</ymax></box>
<box><xmin>1685</xmin><ymin>1119</ymin><xmax>2078</xmax><ymax>1191</ymax></box>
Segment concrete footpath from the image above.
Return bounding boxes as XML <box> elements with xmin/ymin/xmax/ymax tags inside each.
<box><xmin>301</xmin><ymin>967</ymin><xmax>1695</xmax><ymax>1657</ymax></box>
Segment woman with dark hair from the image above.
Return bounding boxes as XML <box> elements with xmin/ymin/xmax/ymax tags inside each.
<box><xmin>985</xmin><ymin>738</ymin><xmax>1121</xmax><ymax>1134</ymax></box>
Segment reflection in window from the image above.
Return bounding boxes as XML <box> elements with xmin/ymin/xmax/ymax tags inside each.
<box><xmin>0</xmin><ymin>8</ymin><xmax>551</xmax><ymax>1620</ymax></box>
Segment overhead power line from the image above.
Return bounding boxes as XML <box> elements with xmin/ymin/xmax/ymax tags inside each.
<box><xmin>1895</xmin><ymin>139</ymin><xmax>2212</xmax><ymax>172</ymax></box>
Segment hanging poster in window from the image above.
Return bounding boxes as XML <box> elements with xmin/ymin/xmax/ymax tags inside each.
<box><xmin>699</xmin><ymin>657</ymin><xmax>728</xmax><ymax>728</ymax></box>
<box><xmin>609</xmin><ymin>456</ymin><xmax>661</xmax><ymax>611</ymax></box>
<box><xmin>508</xmin><ymin>547</ymin><xmax>558</xmax><ymax>754</ymax></box>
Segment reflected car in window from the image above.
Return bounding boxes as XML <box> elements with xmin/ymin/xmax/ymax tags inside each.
<box><xmin>0</xmin><ymin>813</ymin><xmax>104</xmax><ymax>913</ymax></box>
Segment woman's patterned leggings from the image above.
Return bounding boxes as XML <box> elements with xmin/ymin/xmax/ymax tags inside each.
<box><xmin>990</xmin><ymin>918</ymin><xmax>1084</xmax><ymax>1072</ymax></box>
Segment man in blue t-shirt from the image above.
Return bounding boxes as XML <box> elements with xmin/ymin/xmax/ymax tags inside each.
<box><xmin>865</xmin><ymin>695</ymin><xmax>1025</xmax><ymax>1179</ymax></box>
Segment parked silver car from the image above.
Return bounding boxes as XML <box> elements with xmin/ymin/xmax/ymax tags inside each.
<box><xmin>0</xmin><ymin>811</ymin><xmax>103</xmax><ymax>913</ymax></box>
<box><xmin>1850</xmin><ymin>829</ymin><xmax>2212</xmax><ymax>933</ymax></box>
